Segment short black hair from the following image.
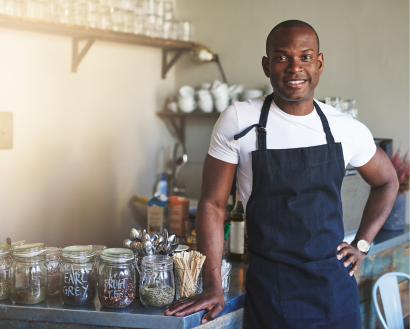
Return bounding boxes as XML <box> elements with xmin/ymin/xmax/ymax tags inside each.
<box><xmin>266</xmin><ymin>20</ymin><xmax>320</xmax><ymax>57</ymax></box>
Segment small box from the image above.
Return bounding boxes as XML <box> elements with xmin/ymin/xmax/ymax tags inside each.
<box><xmin>168</xmin><ymin>196</ymin><xmax>189</xmax><ymax>237</ymax></box>
<box><xmin>147</xmin><ymin>196</ymin><xmax>169</xmax><ymax>236</ymax></box>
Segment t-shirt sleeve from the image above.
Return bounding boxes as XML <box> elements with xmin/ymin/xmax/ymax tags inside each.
<box><xmin>208</xmin><ymin>104</ymin><xmax>240</xmax><ymax>164</ymax></box>
<box><xmin>348</xmin><ymin>118</ymin><xmax>377</xmax><ymax>167</ymax></box>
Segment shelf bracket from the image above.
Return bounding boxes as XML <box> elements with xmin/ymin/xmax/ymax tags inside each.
<box><xmin>162</xmin><ymin>48</ymin><xmax>184</xmax><ymax>79</ymax></box>
<box><xmin>72</xmin><ymin>37</ymin><xmax>97</xmax><ymax>73</ymax></box>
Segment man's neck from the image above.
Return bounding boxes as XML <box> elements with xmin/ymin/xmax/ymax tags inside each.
<box><xmin>273</xmin><ymin>94</ymin><xmax>315</xmax><ymax>116</ymax></box>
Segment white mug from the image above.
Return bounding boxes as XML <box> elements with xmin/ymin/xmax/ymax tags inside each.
<box><xmin>199</xmin><ymin>98</ymin><xmax>214</xmax><ymax>113</ymax></box>
<box><xmin>214</xmin><ymin>96</ymin><xmax>229</xmax><ymax>113</ymax></box>
<box><xmin>179</xmin><ymin>85</ymin><xmax>195</xmax><ymax>98</ymax></box>
<box><xmin>178</xmin><ymin>96</ymin><xmax>197</xmax><ymax>113</ymax></box>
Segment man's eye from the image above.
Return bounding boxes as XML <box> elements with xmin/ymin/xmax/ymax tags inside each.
<box><xmin>277</xmin><ymin>56</ymin><xmax>287</xmax><ymax>61</ymax></box>
<box><xmin>302</xmin><ymin>55</ymin><xmax>312</xmax><ymax>60</ymax></box>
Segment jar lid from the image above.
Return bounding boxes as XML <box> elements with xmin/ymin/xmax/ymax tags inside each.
<box><xmin>142</xmin><ymin>255</ymin><xmax>173</xmax><ymax>268</ymax></box>
<box><xmin>0</xmin><ymin>243</ymin><xmax>10</xmax><ymax>256</ymax></box>
<box><xmin>45</xmin><ymin>247</ymin><xmax>61</xmax><ymax>257</ymax></box>
<box><xmin>87</xmin><ymin>245</ymin><xmax>107</xmax><ymax>254</ymax></box>
<box><xmin>101</xmin><ymin>248</ymin><xmax>134</xmax><ymax>262</ymax></box>
<box><xmin>62</xmin><ymin>245</ymin><xmax>95</xmax><ymax>259</ymax></box>
<box><xmin>13</xmin><ymin>243</ymin><xmax>45</xmax><ymax>257</ymax></box>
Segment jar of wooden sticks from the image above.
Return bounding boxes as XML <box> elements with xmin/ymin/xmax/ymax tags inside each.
<box><xmin>172</xmin><ymin>251</ymin><xmax>206</xmax><ymax>300</ymax></box>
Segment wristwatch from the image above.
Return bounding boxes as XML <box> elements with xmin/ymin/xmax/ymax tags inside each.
<box><xmin>351</xmin><ymin>239</ymin><xmax>371</xmax><ymax>254</ymax></box>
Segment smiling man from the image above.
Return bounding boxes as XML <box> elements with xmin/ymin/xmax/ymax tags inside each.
<box><xmin>165</xmin><ymin>20</ymin><xmax>399</xmax><ymax>328</ymax></box>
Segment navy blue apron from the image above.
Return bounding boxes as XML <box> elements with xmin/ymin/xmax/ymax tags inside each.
<box><xmin>234</xmin><ymin>94</ymin><xmax>361</xmax><ymax>329</ymax></box>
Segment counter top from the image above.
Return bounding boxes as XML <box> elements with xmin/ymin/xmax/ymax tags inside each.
<box><xmin>0</xmin><ymin>262</ymin><xmax>248</xmax><ymax>329</ymax></box>
<box><xmin>0</xmin><ymin>226</ymin><xmax>407</xmax><ymax>328</ymax></box>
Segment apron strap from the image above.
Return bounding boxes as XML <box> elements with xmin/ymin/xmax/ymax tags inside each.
<box><xmin>313</xmin><ymin>100</ymin><xmax>335</xmax><ymax>145</ymax></box>
<box><xmin>233</xmin><ymin>93</ymin><xmax>273</xmax><ymax>150</ymax></box>
<box><xmin>233</xmin><ymin>94</ymin><xmax>336</xmax><ymax>149</ymax></box>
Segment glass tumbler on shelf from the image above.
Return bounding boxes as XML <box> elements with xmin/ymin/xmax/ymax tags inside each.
<box><xmin>98</xmin><ymin>248</ymin><xmax>136</xmax><ymax>308</ymax></box>
<box><xmin>139</xmin><ymin>255</ymin><xmax>174</xmax><ymax>307</ymax></box>
<box><xmin>60</xmin><ymin>245</ymin><xmax>96</xmax><ymax>306</ymax></box>
<box><xmin>99</xmin><ymin>6</ymin><xmax>111</xmax><ymax>29</ymax></box>
<box><xmin>0</xmin><ymin>243</ymin><xmax>13</xmax><ymax>301</ymax></box>
<box><xmin>45</xmin><ymin>247</ymin><xmax>61</xmax><ymax>296</ymax></box>
<box><xmin>177</xmin><ymin>20</ymin><xmax>191</xmax><ymax>41</ymax></box>
<box><xmin>72</xmin><ymin>1</ymin><xmax>87</xmax><ymax>26</ymax></box>
<box><xmin>11</xmin><ymin>243</ymin><xmax>48</xmax><ymax>304</ymax></box>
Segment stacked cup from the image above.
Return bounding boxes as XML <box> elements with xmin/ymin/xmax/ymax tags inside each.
<box><xmin>211</xmin><ymin>80</ymin><xmax>230</xmax><ymax>113</ymax></box>
<box><xmin>197</xmin><ymin>89</ymin><xmax>213</xmax><ymax>113</ymax></box>
<box><xmin>178</xmin><ymin>86</ymin><xmax>197</xmax><ymax>113</ymax></box>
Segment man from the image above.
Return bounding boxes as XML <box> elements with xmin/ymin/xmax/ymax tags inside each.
<box><xmin>165</xmin><ymin>20</ymin><xmax>399</xmax><ymax>328</ymax></box>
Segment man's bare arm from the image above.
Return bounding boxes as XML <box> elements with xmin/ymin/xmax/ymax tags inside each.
<box><xmin>337</xmin><ymin>146</ymin><xmax>399</xmax><ymax>275</ymax></box>
<box><xmin>164</xmin><ymin>155</ymin><xmax>237</xmax><ymax>324</ymax></box>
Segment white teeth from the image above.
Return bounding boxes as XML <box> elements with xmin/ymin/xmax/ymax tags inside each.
<box><xmin>287</xmin><ymin>80</ymin><xmax>304</xmax><ymax>84</ymax></box>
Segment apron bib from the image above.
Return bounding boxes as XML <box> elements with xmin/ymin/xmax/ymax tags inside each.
<box><xmin>234</xmin><ymin>94</ymin><xmax>361</xmax><ymax>328</ymax></box>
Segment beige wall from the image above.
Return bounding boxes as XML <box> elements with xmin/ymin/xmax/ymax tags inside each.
<box><xmin>0</xmin><ymin>28</ymin><xmax>174</xmax><ymax>247</ymax></box>
<box><xmin>174</xmin><ymin>0</ymin><xmax>410</xmax><ymax>223</ymax></box>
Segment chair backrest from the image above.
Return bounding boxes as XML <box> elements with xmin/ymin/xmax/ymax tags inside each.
<box><xmin>372</xmin><ymin>272</ymin><xmax>410</xmax><ymax>329</ymax></box>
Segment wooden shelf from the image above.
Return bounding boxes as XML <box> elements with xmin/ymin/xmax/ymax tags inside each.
<box><xmin>157</xmin><ymin>110</ymin><xmax>219</xmax><ymax>145</ymax></box>
<box><xmin>157</xmin><ymin>110</ymin><xmax>220</xmax><ymax>118</ymax></box>
<box><xmin>0</xmin><ymin>14</ymin><xmax>205</xmax><ymax>75</ymax></box>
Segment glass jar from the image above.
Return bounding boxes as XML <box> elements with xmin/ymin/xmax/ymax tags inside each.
<box><xmin>45</xmin><ymin>247</ymin><xmax>61</xmax><ymax>296</ymax></box>
<box><xmin>0</xmin><ymin>244</ymin><xmax>13</xmax><ymax>300</ymax></box>
<box><xmin>11</xmin><ymin>243</ymin><xmax>47</xmax><ymax>304</ymax></box>
<box><xmin>139</xmin><ymin>255</ymin><xmax>174</xmax><ymax>307</ymax></box>
<box><xmin>98</xmin><ymin>248</ymin><xmax>135</xmax><ymax>308</ymax></box>
<box><xmin>88</xmin><ymin>245</ymin><xmax>106</xmax><ymax>274</ymax></box>
<box><xmin>61</xmin><ymin>245</ymin><xmax>96</xmax><ymax>305</ymax></box>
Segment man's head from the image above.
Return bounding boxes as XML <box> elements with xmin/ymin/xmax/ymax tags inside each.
<box><xmin>262</xmin><ymin>20</ymin><xmax>324</xmax><ymax>106</ymax></box>
<box><xmin>266</xmin><ymin>20</ymin><xmax>320</xmax><ymax>57</ymax></box>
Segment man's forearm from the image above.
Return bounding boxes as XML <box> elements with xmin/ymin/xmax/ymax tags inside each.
<box><xmin>355</xmin><ymin>180</ymin><xmax>398</xmax><ymax>243</ymax></box>
<box><xmin>196</xmin><ymin>200</ymin><xmax>226</xmax><ymax>290</ymax></box>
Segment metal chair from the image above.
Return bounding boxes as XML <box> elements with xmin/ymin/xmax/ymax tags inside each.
<box><xmin>372</xmin><ymin>272</ymin><xmax>410</xmax><ymax>329</ymax></box>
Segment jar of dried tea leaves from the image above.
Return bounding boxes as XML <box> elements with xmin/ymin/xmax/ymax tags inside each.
<box><xmin>0</xmin><ymin>244</ymin><xmax>12</xmax><ymax>300</ymax></box>
<box><xmin>98</xmin><ymin>248</ymin><xmax>135</xmax><ymax>308</ymax></box>
<box><xmin>139</xmin><ymin>255</ymin><xmax>174</xmax><ymax>307</ymax></box>
<box><xmin>61</xmin><ymin>245</ymin><xmax>96</xmax><ymax>305</ymax></box>
<box><xmin>12</xmin><ymin>243</ymin><xmax>48</xmax><ymax>304</ymax></box>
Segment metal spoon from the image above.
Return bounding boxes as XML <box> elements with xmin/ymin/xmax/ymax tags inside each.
<box><xmin>130</xmin><ymin>241</ymin><xmax>138</xmax><ymax>253</ymax></box>
<box><xmin>162</xmin><ymin>228</ymin><xmax>168</xmax><ymax>241</ymax></box>
<box><xmin>150</xmin><ymin>233</ymin><xmax>158</xmax><ymax>244</ymax></box>
<box><xmin>141</xmin><ymin>234</ymin><xmax>151</xmax><ymax>243</ymax></box>
<box><xmin>130</xmin><ymin>228</ymin><xmax>141</xmax><ymax>241</ymax></box>
<box><xmin>168</xmin><ymin>234</ymin><xmax>176</xmax><ymax>245</ymax></box>
<box><xmin>143</xmin><ymin>229</ymin><xmax>147</xmax><ymax>236</ymax></box>
<box><xmin>123</xmin><ymin>239</ymin><xmax>132</xmax><ymax>248</ymax></box>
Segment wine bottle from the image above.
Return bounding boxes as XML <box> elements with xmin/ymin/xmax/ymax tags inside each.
<box><xmin>229</xmin><ymin>186</ymin><xmax>245</xmax><ymax>261</ymax></box>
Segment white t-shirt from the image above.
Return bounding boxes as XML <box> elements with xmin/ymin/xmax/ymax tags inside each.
<box><xmin>208</xmin><ymin>96</ymin><xmax>377</xmax><ymax>211</ymax></box>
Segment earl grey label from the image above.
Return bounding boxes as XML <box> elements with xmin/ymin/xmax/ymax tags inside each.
<box><xmin>63</xmin><ymin>271</ymin><xmax>89</xmax><ymax>296</ymax></box>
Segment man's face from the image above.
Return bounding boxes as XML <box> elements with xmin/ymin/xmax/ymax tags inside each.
<box><xmin>262</xmin><ymin>27</ymin><xmax>324</xmax><ymax>103</ymax></box>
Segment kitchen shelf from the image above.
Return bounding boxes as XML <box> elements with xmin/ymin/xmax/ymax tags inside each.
<box><xmin>157</xmin><ymin>110</ymin><xmax>220</xmax><ymax>144</ymax></box>
<box><xmin>0</xmin><ymin>13</ymin><xmax>205</xmax><ymax>76</ymax></box>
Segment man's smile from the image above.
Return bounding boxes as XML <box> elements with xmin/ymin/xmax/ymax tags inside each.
<box><xmin>284</xmin><ymin>79</ymin><xmax>307</xmax><ymax>88</ymax></box>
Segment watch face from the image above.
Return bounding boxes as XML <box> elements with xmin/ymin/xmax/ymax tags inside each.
<box><xmin>357</xmin><ymin>240</ymin><xmax>370</xmax><ymax>252</ymax></box>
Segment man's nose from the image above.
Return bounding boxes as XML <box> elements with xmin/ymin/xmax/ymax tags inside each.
<box><xmin>285</xmin><ymin>57</ymin><xmax>303</xmax><ymax>74</ymax></box>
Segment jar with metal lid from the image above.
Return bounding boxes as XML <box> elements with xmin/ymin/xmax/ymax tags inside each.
<box><xmin>45</xmin><ymin>247</ymin><xmax>61</xmax><ymax>296</ymax></box>
<box><xmin>12</xmin><ymin>243</ymin><xmax>47</xmax><ymax>304</ymax></box>
<box><xmin>98</xmin><ymin>248</ymin><xmax>135</xmax><ymax>308</ymax></box>
<box><xmin>139</xmin><ymin>255</ymin><xmax>174</xmax><ymax>307</ymax></box>
<box><xmin>61</xmin><ymin>245</ymin><xmax>96</xmax><ymax>305</ymax></box>
<box><xmin>0</xmin><ymin>244</ymin><xmax>13</xmax><ymax>300</ymax></box>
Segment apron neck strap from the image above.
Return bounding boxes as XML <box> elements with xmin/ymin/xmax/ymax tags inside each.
<box><xmin>313</xmin><ymin>100</ymin><xmax>335</xmax><ymax>145</ymax></box>
<box><xmin>233</xmin><ymin>94</ymin><xmax>336</xmax><ymax>149</ymax></box>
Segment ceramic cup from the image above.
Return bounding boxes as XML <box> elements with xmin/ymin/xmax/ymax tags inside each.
<box><xmin>242</xmin><ymin>89</ymin><xmax>263</xmax><ymax>101</ymax></box>
<box><xmin>167</xmin><ymin>102</ymin><xmax>178</xmax><ymax>112</ymax></box>
<box><xmin>214</xmin><ymin>95</ymin><xmax>229</xmax><ymax>113</ymax></box>
<box><xmin>179</xmin><ymin>85</ymin><xmax>195</xmax><ymax>98</ymax></box>
<box><xmin>178</xmin><ymin>96</ymin><xmax>197</xmax><ymax>113</ymax></box>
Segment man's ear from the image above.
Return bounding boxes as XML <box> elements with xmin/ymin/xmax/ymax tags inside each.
<box><xmin>318</xmin><ymin>53</ymin><xmax>324</xmax><ymax>75</ymax></box>
<box><xmin>262</xmin><ymin>56</ymin><xmax>270</xmax><ymax>78</ymax></box>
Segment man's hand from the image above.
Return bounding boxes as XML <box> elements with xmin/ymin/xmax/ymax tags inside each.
<box><xmin>336</xmin><ymin>242</ymin><xmax>365</xmax><ymax>276</ymax></box>
<box><xmin>164</xmin><ymin>286</ymin><xmax>225</xmax><ymax>324</ymax></box>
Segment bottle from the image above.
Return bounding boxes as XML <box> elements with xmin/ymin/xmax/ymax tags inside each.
<box><xmin>156</xmin><ymin>173</ymin><xmax>168</xmax><ymax>197</ymax></box>
<box><xmin>348</xmin><ymin>99</ymin><xmax>359</xmax><ymax>120</ymax></box>
<box><xmin>229</xmin><ymin>186</ymin><xmax>245</xmax><ymax>261</ymax></box>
